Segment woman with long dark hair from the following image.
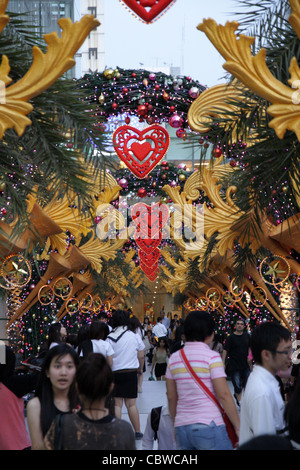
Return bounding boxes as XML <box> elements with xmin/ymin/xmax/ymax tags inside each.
<box><xmin>44</xmin><ymin>353</ymin><xmax>135</xmax><ymax>450</ymax></box>
<box><xmin>27</xmin><ymin>343</ymin><xmax>79</xmax><ymax>450</ymax></box>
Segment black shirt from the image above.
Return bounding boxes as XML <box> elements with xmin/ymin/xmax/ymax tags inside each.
<box><xmin>224</xmin><ymin>332</ymin><xmax>250</xmax><ymax>371</ymax></box>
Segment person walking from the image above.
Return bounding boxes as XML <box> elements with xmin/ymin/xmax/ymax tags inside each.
<box><xmin>26</xmin><ymin>343</ymin><xmax>79</xmax><ymax>450</ymax></box>
<box><xmin>166</xmin><ymin>310</ymin><xmax>240</xmax><ymax>450</ymax></box>
<box><xmin>239</xmin><ymin>321</ymin><xmax>292</xmax><ymax>446</ymax></box>
<box><xmin>44</xmin><ymin>353</ymin><xmax>136</xmax><ymax>450</ymax></box>
<box><xmin>222</xmin><ymin>318</ymin><xmax>251</xmax><ymax>406</ymax></box>
<box><xmin>150</xmin><ymin>337</ymin><xmax>169</xmax><ymax>381</ymax></box>
<box><xmin>152</xmin><ymin>317</ymin><xmax>168</xmax><ymax>340</ymax></box>
<box><xmin>106</xmin><ymin>309</ymin><xmax>145</xmax><ymax>440</ymax></box>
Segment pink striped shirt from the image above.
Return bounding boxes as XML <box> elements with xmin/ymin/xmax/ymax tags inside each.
<box><xmin>166</xmin><ymin>342</ymin><xmax>226</xmax><ymax>427</ymax></box>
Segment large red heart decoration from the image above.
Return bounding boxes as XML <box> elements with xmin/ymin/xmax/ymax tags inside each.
<box><xmin>131</xmin><ymin>203</ymin><xmax>169</xmax><ymax>238</ymax></box>
<box><xmin>139</xmin><ymin>248</ymin><xmax>161</xmax><ymax>267</ymax></box>
<box><xmin>135</xmin><ymin>232</ymin><xmax>162</xmax><ymax>254</ymax></box>
<box><xmin>113</xmin><ymin>125</ymin><xmax>170</xmax><ymax>178</ymax></box>
<box><xmin>119</xmin><ymin>0</ymin><xmax>177</xmax><ymax>24</ymax></box>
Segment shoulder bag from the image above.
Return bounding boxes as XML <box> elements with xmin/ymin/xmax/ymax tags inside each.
<box><xmin>180</xmin><ymin>348</ymin><xmax>238</xmax><ymax>447</ymax></box>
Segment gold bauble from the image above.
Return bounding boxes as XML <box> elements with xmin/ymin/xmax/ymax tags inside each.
<box><xmin>104</xmin><ymin>68</ymin><xmax>115</xmax><ymax>79</ymax></box>
<box><xmin>178</xmin><ymin>174</ymin><xmax>186</xmax><ymax>181</ymax></box>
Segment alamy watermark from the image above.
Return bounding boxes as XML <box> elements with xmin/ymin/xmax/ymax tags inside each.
<box><xmin>95</xmin><ymin>197</ymin><xmax>205</xmax><ymax>251</ymax></box>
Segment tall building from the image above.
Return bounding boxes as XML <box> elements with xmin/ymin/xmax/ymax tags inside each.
<box><xmin>7</xmin><ymin>0</ymin><xmax>105</xmax><ymax>77</ymax></box>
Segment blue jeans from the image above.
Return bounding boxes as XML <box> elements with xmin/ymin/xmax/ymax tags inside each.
<box><xmin>231</xmin><ymin>368</ymin><xmax>250</xmax><ymax>395</ymax></box>
<box><xmin>175</xmin><ymin>421</ymin><xmax>233</xmax><ymax>450</ymax></box>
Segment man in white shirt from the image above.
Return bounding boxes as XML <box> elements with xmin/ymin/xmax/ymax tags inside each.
<box><xmin>152</xmin><ymin>317</ymin><xmax>168</xmax><ymax>339</ymax></box>
<box><xmin>239</xmin><ymin>322</ymin><xmax>292</xmax><ymax>446</ymax></box>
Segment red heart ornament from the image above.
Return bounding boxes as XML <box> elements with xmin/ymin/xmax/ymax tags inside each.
<box><xmin>139</xmin><ymin>248</ymin><xmax>161</xmax><ymax>267</ymax></box>
<box><xmin>113</xmin><ymin>125</ymin><xmax>170</xmax><ymax>178</ymax></box>
<box><xmin>119</xmin><ymin>0</ymin><xmax>177</xmax><ymax>24</ymax></box>
<box><xmin>131</xmin><ymin>203</ymin><xmax>169</xmax><ymax>238</ymax></box>
<box><xmin>140</xmin><ymin>262</ymin><xmax>159</xmax><ymax>281</ymax></box>
<box><xmin>135</xmin><ymin>232</ymin><xmax>162</xmax><ymax>254</ymax></box>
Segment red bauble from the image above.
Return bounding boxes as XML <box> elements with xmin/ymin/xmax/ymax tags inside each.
<box><xmin>125</xmin><ymin>116</ymin><xmax>130</xmax><ymax>124</ymax></box>
<box><xmin>137</xmin><ymin>104</ymin><xmax>147</xmax><ymax>116</ymax></box>
<box><xmin>137</xmin><ymin>188</ymin><xmax>147</xmax><ymax>197</ymax></box>
<box><xmin>212</xmin><ymin>146</ymin><xmax>222</xmax><ymax>158</ymax></box>
<box><xmin>112</xmin><ymin>102</ymin><xmax>118</xmax><ymax>109</ymax></box>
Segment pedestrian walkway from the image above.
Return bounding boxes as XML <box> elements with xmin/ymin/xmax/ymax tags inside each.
<box><xmin>121</xmin><ymin>363</ymin><xmax>236</xmax><ymax>450</ymax></box>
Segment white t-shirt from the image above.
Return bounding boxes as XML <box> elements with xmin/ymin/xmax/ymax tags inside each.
<box><xmin>239</xmin><ymin>365</ymin><xmax>286</xmax><ymax>446</ymax></box>
<box><xmin>91</xmin><ymin>339</ymin><xmax>114</xmax><ymax>358</ymax></box>
<box><xmin>152</xmin><ymin>323</ymin><xmax>167</xmax><ymax>338</ymax></box>
<box><xmin>106</xmin><ymin>326</ymin><xmax>145</xmax><ymax>371</ymax></box>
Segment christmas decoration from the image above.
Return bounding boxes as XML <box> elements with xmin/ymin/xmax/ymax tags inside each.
<box><xmin>112</xmin><ymin>124</ymin><xmax>170</xmax><ymax>178</ymax></box>
<box><xmin>119</xmin><ymin>0</ymin><xmax>177</xmax><ymax>24</ymax></box>
<box><xmin>78</xmin><ymin>68</ymin><xmax>206</xmax><ymax>132</ymax></box>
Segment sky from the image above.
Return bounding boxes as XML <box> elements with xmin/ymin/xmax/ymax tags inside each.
<box><xmin>103</xmin><ymin>0</ymin><xmax>241</xmax><ymax>88</ymax></box>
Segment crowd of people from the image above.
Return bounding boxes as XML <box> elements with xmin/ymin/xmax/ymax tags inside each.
<box><xmin>0</xmin><ymin>308</ymin><xmax>300</xmax><ymax>450</ymax></box>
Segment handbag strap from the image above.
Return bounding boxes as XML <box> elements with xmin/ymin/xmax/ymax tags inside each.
<box><xmin>180</xmin><ymin>348</ymin><xmax>224</xmax><ymax>414</ymax></box>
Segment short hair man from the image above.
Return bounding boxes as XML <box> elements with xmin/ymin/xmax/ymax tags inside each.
<box><xmin>239</xmin><ymin>322</ymin><xmax>292</xmax><ymax>446</ymax></box>
<box><xmin>222</xmin><ymin>318</ymin><xmax>251</xmax><ymax>405</ymax></box>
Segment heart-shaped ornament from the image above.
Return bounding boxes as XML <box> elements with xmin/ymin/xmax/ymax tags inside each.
<box><xmin>113</xmin><ymin>125</ymin><xmax>170</xmax><ymax>178</ymax></box>
<box><xmin>135</xmin><ymin>232</ymin><xmax>162</xmax><ymax>254</ymax></box>
<box><xmin>139</xmin><ymin>248</ymin><xmax>161</xmax><ymax>267</ymax></box>
<box><xmin>119</xmin><ymin>0</ymin><xmax>177</xmax><ymax>24</ymax></box>
<box><xmin>140</xmin><ymin>262</ymin><xmax>159</xmax><ymax>281</ymax></box>
<box><xmin>131</xmin><ymin>203</ymin><xmax>169</xmax><ymax>238</ymax></box>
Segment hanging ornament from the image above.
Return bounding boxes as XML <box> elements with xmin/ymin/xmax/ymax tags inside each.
<box><xmin>119</xmin><ymin>0</ymin><xmax>177</xmax><ymax>24</ymax></box>
<box><xmin>229</xmin><ymin>278</ymin><xmax>244</xmax><ymax>301</ymax></box>
<box><xmin>103</xmin><ymin>68</ymin><xmax>115</xmax><ymax>79</ymax></box>
<box><xmin>189</xmin><ymin>86</ymin><xmax>200</xmax><ymax>99</ymax></box>
<box><xmin>98</xmin><ymin>93</ymin><xmax>105</xmax><ymax>105</ymax></box>
<box><xmin>137</xmin><ymin>187</ymin><xmax>147</xmax><ymax>198</ymax></box>
<box><xmin>53</xmin><ymin>277</ymin><xmax>73</xmax><ymax>299</ymax></box>
<box><xmin>259</xmin><ymin>254</ymin><xmax>290</xmax><ymax>287</ymax></box>
<box><xmin>113</xmin><ymin>124</ymin><xmax>170</xmax><ymax>178</ymax></box>
<box><xmin>212</xmin><ymin>146</ymin><xmax>222</xmax><ymax>158</ymax></box>
<box><xmin>250</xmin><ymin>287</ymin><xmax>267</xmax><ymax>307</ymax></box>
<box><xmin>131</xmin><ymin>202</ymin><xmax>169</xmax><ymax>239</ymax></box>
<box><xmin>169</xmin><ymin>114</ymin><xmax>183</xmax><ymax>128</ymax></box>
<box><xmin>0</xmin><ymin>254</ymin><xmax>32</xmax><ymax>289</ymax></box>
<box><xmin>38</xmin><ymin>285</ymin><xmax>55</xmax><ymax>305</ymax></box>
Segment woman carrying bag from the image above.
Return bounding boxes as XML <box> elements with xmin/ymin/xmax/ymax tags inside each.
<box><xmin>166</xmin><ymin>310</ymin><xmax>240</xmax><ymax>450</ymax></box>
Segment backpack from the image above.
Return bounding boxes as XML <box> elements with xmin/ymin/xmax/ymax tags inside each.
<box><xmin>150</xmin><ymin>406</ymin><xmax>162</xmax><ymax>440</ymax></box>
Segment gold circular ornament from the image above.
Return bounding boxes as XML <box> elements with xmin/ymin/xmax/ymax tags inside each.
<box><xmin>80</xmin><ymin>293</ymin><xmax>93</xmax><ymax>311</ymax></box>
<box><xmin>0</xmin><ymin>254</ymin><xmax>32</xmax><ymax>289</ymax></box>
<box><xmin>38</xmin><ymin>285</ymin><xmax>55</xmax><ymax>305</ymax></box>
<box><xmin>229</xmin><ymin>278</ymin><xmax>244</xmax><ymax>301</ymax></box>
<box><xmin>205</xmin><ymin>287</ymin><xmax>221</xmax><ymax>308</ymax></box>
<box><xmin>66</xmin><ymin>298</ymin><xmax>80</xmax><ymax>315</ymax></box>
<box><xmin>53</xmin><ymin>277</ymin><xmax>73</xmax><ymax>299</ymax></box>
<box><xmin>259</xmin><ymin>255</ymin><xmax>290</xmax><ymax>287</ymax></box>
<box><xmin>222</xmin><ymin>291</ymin><xmax>236</xmax><ymax>307</ymax></box>
<box><xmin>250</xmin><ymin>287</ymin><xmax>267</xmax><ymax>307</ymax></box>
